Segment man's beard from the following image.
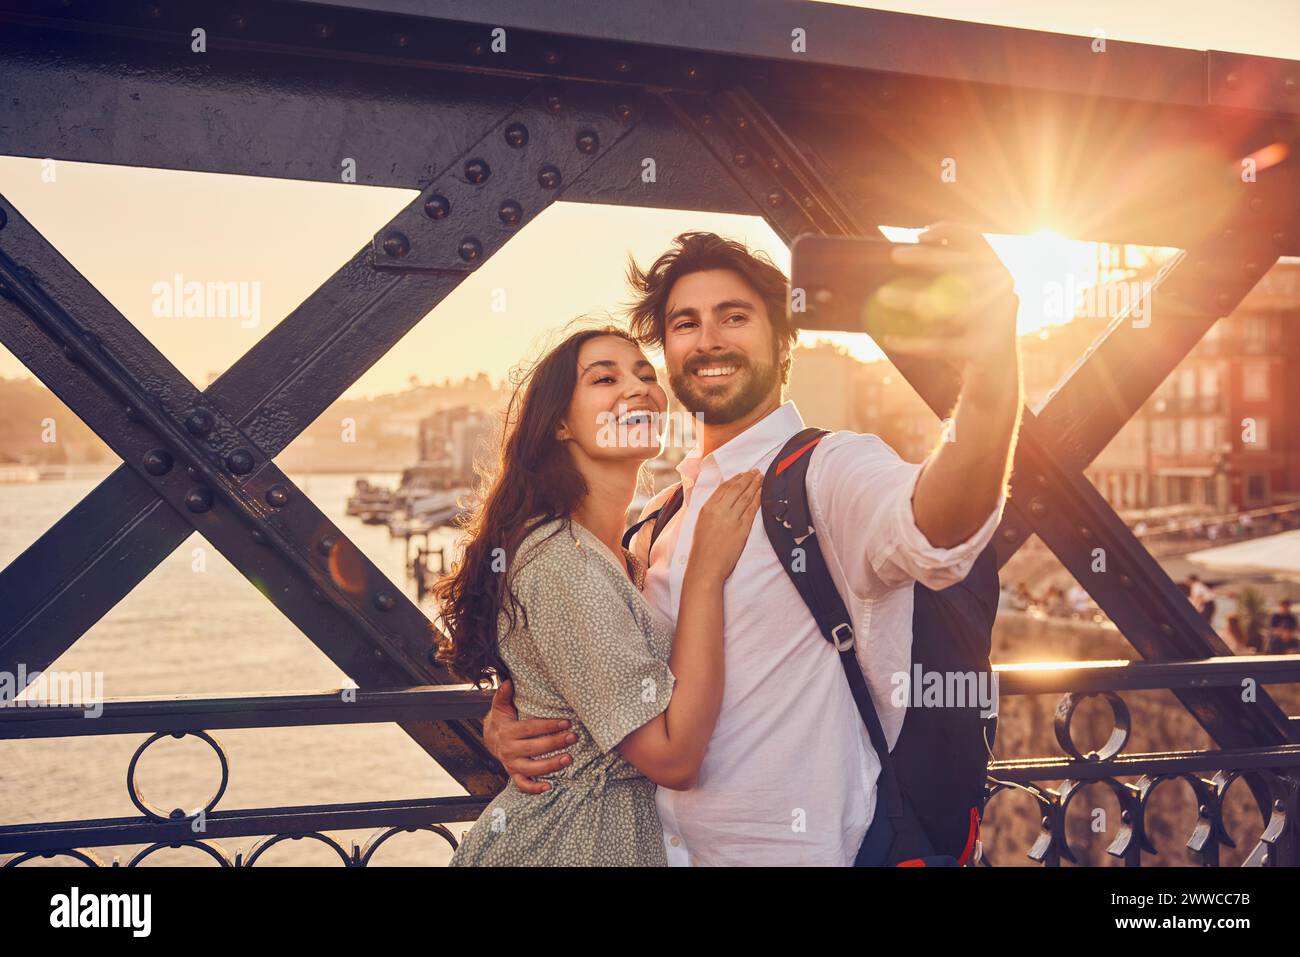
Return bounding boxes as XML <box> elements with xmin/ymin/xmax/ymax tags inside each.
<box><xmin>668</xmin><ymin>349</ymin><xmax>781</xmax><ymax>425</ymax></box>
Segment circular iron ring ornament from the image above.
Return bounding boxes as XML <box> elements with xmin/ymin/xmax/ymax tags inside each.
<box><xmin>357</xmin><ymin>824</ymin><xmax>458</xmax><ymax>866</ymax></box>
<box><xmin>126</xmin><ymin>730</ymin><xmax>230</xmax><ymax>823</ymax></box>
<box><xmin>1054</xmin><ymin>690</ymin><xmax>1130</xmax><ymax>762</ymax></box>
<box><xmin>242</xmin><ymin>831</ymin><xmax>353</xmax><ymax>867</ymax></box>
<box><xmin>127</xmin><ymin>839</ymin><xmax>234</xmax><ymax>867</ymax></box>
<box><xmin>4</xmin><ymin>848</ymin><xmax>104</xmax><ymax>867</ymax></box>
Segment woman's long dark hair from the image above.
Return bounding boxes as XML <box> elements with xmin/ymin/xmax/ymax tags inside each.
<box><xmin>434</xmin><ymin>324</ymin><xmax>641</xmax><ymax>687</ymax></box>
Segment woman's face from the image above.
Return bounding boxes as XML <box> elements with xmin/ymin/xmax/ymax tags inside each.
<box><xmin>559</xmin><ymin>335</ymin><xmax>668</xmax><ymax>463</ymax></box>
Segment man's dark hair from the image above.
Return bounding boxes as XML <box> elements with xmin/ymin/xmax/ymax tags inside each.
<box><xmin>625</xmin><ymin>231</ymin><xmax>797</xmax><ymax>384</ymax></box>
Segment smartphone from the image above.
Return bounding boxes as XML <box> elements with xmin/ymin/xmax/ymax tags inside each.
<box><xmin>790</xmin><ymin>234</ymin><xmax>967</xmax><ymax>338</ymax></box>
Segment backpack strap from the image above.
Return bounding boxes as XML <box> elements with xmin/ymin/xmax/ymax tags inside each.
<box><xmin>761</xmin><ymin>427</ymin><xmax>905</xmax><ymax>824</ymax></box>
<box><xmin>620</xmin><ymin>483</ymin><xmax>685</xmax><ymax>553</ymax></box>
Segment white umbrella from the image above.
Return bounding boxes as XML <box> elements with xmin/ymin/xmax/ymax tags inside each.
<box><xmin>1186</xmin><ymin>530</ymin><xmax>1300</xmax><ymax>583</ymax></box>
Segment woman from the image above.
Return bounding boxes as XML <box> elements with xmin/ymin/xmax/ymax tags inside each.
<box><xmin>435</xmin><ymin>325</ymin><xmax>759</xmax><ymax>866</ymax></box>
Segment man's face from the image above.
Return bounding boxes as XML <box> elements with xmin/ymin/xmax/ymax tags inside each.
<box><xmin>661</xmin><ymin>269</ymin><xmax>786</xmax><ymax>424</ymax></box>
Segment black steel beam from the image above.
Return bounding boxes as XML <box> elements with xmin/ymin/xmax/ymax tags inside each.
<box><xmin>14</xmin><ymin>0</ymin><xmax>1300</xmax><ymax>114</ymax></box>
<box><xmin>0</xmin><ymin>81</ymin><xmax>648</xmax><ymax>793</ymax></box>
<box><xmin>994</xmin><ymin>656</ymin><xmax>1300</xmax><ymax>696</ymax></box>
<box><xmin>0</xmin><ymin>686</ymin><xmax>491</xmax><ymax>739</ymax></box>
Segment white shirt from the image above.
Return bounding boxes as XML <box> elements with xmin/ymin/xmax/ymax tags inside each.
<box><xmin>644</xmin><ymin>400</ymin><xmax>1004</xmax><ymax>866</ymax></box>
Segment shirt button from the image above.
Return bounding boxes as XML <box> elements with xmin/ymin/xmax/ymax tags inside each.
<box><xmin>670</xmin><ymin>836</ymin><xmax>681</xmax><ymax>847</ymax></box>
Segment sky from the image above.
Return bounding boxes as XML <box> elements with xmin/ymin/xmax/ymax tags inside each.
<box><xmin>1</xmin><ymin>0</ymin><xmax>1296</xmax><ymax>399</ymax></box>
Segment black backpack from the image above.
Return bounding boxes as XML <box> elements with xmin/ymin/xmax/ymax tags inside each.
<box><xmin>622</xmin><ymin>427</ymin><xmax>999</xmax><ymax>866</ymax></box>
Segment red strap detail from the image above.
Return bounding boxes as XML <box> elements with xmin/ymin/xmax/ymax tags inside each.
<box><xmin>957</xmin><ymin>806</ymin><xmax>980</xmax><ymax>866</ymax></box>
<box><xmin>774</xmin><ymin>436</ymin><xmax>823</xmax><ymax>476</ymax></box>
<box><xmin>897</xmin><ymin>859</ymin><xmax>927</xmax><ymax>867</ymax></box>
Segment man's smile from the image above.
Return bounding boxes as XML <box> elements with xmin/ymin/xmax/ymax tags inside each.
<box><xmin>692</xmin><ymin>363</ymin><xmax>741</xmax><ymax>381</ymax></box>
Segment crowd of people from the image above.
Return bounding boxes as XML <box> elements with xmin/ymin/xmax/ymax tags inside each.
<box><xmin>999</xmin><ymin>574</ymin><xmax>1298</xmax><ymax>656</ymax></box>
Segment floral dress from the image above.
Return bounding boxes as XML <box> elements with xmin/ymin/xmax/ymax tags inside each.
<box><xmin>449</xmin><ymin>518</ymin><xmax>677</xmax><ymax>866</ymax></box>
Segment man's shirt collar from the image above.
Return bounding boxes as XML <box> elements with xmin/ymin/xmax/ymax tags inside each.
<box><xmin>676</xmin><ymin>400</ymin><xmax>805</xmax><ymax>491</ymax></box>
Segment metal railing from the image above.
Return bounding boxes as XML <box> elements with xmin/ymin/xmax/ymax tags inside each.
<box><xmin>3</xmin><ymin>658</ymin><xmax>1298</xmax><ymax>866</ymax></box>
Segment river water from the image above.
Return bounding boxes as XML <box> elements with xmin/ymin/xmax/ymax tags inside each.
<box><xmin>0</xmin><ymin>470</ymin><xmax>478</xmax><ymax>866</ymax></box>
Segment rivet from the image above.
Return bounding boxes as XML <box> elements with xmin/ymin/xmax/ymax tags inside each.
<box><xmin>185</xmin><ymin>486</ymin><xmax>213</xmax><ymax>513</ymax></box>
<box><xmin>538</xmin><ymin>165</ymin><xmax>562</xmax><ymax>189</ymax></box>
<box><xmin>504</xmin><ymin>123</ymin><xmax>529</xmax><ymax>148</ymax></box>
<box><xmin>1284</xmin><ymin>76</ymin><xmax>1298</xmax><ymax>96</ymax></box>
<box><xmin>314</xmin><ymin>23</ymin><xmax>332</xmax><ymax>40</ymax></box>
<box><xmin>374</xmin><ymin>591</ymin><xmax>397</xmax><ymax>612</ymax></box>
<box><xmin>545</xmin><ymin>94</ymin><xmax>563</xmax><ymax>114</ymax></box>
<box><xmin>187</xmin><ymin>465</ymin><xmax>203</xmax><ymax>480</ymax></box>
<box><xmin>251</xmin><ymin>528</ymin><xmax>266</xmax><ymax>545</ymax></box>
<box><xmin>615</xmin><ymin>60</ymin><xmax>631</xmax><ymax>73</ymax></box>
<box><xmin>802</xmin><ymin>196</ymin><xmax>814</xmax><ymax>208</ymax></box>
<box><xmin>1078</xmin><ymin>525</ymin><xmax>1091</xmax><ymax>539</ymax></box>
<box><xmin>318</xmin><ymin>537</ymin><xmax>337</xmax><ymax>558</ymax></box>
<box><xmin>733</xmin><ymin>149</ymin><xmax>752</xmax><ymax>167</ymax></box>
<box><xmin>468</xmin><ymin>42</ymin><xmax>484</xmax><ymax>57</ymax></box>
<box><xmin>767</xmin><ymin>156</ymin><xmax>782</xmax><ymax>172</ymax></box>
<box><xmin>1028</xmin><ymin>498</ymin><xmax>1047</xmax><ymax>518</ymax></box>
<box><xmin>1160</xmin><ymin>623</ymin><xmax>1174</xmax><ymax>635</ymax></box>
<box><xmin>226</xmin><ymin>449</ymin><xmax>254</xmax><ymax>475</ymax></box>
<box><xmin>1217</xmin><ymin>291</ymin><xmax>1232</xmax><ymax>307</ymax></box>
<box><xmin>1224</xmin><ymin>73</ymin><xmax>1241</xmax><ymax>90</ymax></box>
<box><xmin>265</xmin><ymin>485</ymin><xmax>290</xmax><ymax>508</ymax></box>
<box><xmin>382</xmin><ymin>233</ymin><xmax>409</xmax><ymax>258</ymax></box>
<box><xmin>685</xmin><ymin>65</ymin><xmax>699</xmax><ymax>80</ymax></box>
<box><xmin>734</xmin><ymin>116</ymin><xmax>748</xmax><ymax>131</ymax></box>
<box><xmin>575</xmin><ymin>129</ymin><xmax>599</xmax><ymax>154</ymax></box>
<box><xmin>1245</xmin><ymin>261</ymin><xmax>1259</xmax><ymax>273</ymax></box>
<box><xmin>311</xmin><ymin>588</ymin><xmax>326</xmax><ymax>603</ymax></box>
<box><xmin>1001</xmin><ymin>527</ymin><xmax>1018</xmax><ymax>542</ymax></box>
<box><xmin>464</xmin><ymin>158</ymin><xmax>490</xmax><ymax>184</ymax></box>
<box><xmin>1249</xmin><ymin>196</ymin><xmax>1264</xmax><ymax>212</ymax></box>
<box><xmin>699</xmin><ymin>113</ymin><xmax>715</xmax><ymax>127</ymax></box>
<box><xmin>498</xmin><ymin>201</ymin><xmax>522</xmax><ymax>226</ymax></box>
<box><xmin>142</xmin><ymin>449</ymin><xmax>173</xmax><ymax>476</ymax></box>
<box><xmin>1119</xmin><ymin>574</ymin><xmax>1133</xmax><ymax>588</ymax></box>
<box><xmin>392</xmin><ymin>32</ymin><xmax>409</xmax><ymax>49</ymax></box>
<box><xmin>459</xmin><ymin>237</ymin><xmax>483</xmax><ymax>262</ymax></box>
<box><xmin>1223</xmin><ymin>227</ymin><xmax>1236</xmax><ymax>242</ymax></box>
<box><xmin>614</xmin><ymin>103</ymin><xmax>633</xmax><ymax>123</ymax></box>
<box><xmin>765</xmin><ymin>191</ymin><xmax>785</xmax><ymax>208</ymax></box>
<box><xmin>185</xmin><ymin>409</ymin><xmax>215</xmax><ymax>436</ymax></box>
<box><xmin>543</xmin><ymin>50</ymin><xmax>560</xmax><ymax>65</ymax></box>
<box><xmin>1273</xmin><ymin>231</ymin><xmax>1287</xmax><ymax>245</ymax></box>
<box><xmin>424</xmin><ymin>194</ymin><xmax>450</xmax><ymax>220</ymax></box>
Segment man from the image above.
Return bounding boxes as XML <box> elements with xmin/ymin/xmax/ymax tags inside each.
<box><xmin>1268</xmin><ymin>598</ymin><xmax>1298</xmax><ymax>654</ymax></box>
<box><xmin>480</xmin><ymin>225</ymin><xmax>1022</xmax><ymax>865</ymax></box>
<box><xmin>1188</xmin><ymin>574</ymin><xmax>1216</xmax><ymax>623</ymax></box>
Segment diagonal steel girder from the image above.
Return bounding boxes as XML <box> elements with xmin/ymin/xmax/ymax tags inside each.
<box><xmin>668</xmin><ymin>88</ymin><xmax>1299</xmax><ymax>761</ymax></box>
<box><xmin>0</xmin><ymin>82</ymin><xmax>649</xmax><ymax>793</ymax></box>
